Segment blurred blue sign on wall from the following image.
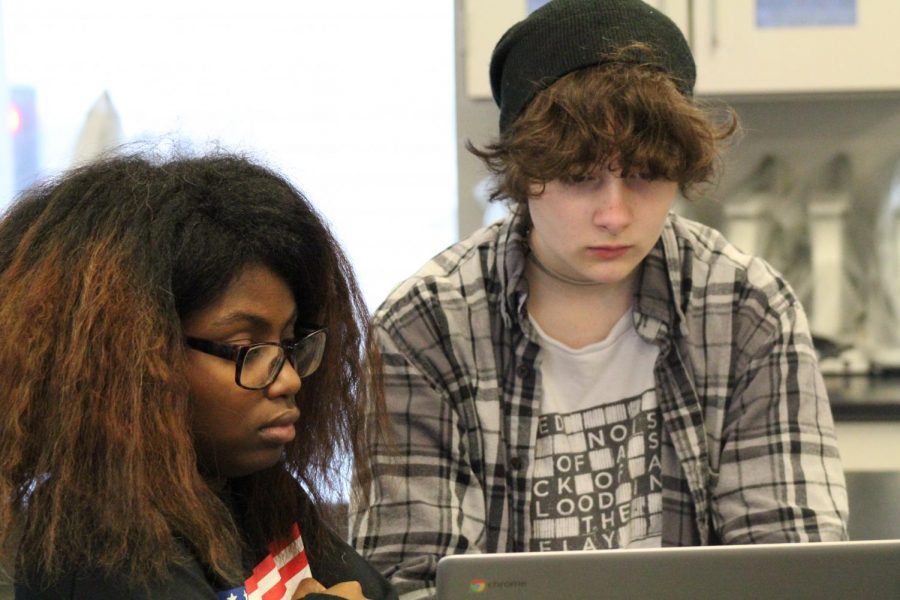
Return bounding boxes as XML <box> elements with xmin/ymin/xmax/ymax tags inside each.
<box><xmin>10</xmin><ymin>86</ymin><xmax>40</xmax><ymax>195</ymax></box>
<box><xmin>757</xmin><ymin>0</ymin><xmax>856</xmax><ymax>28</ymax></box>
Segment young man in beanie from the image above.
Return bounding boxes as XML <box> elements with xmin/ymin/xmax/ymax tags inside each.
<box><xmin>351</xmin><ymin>1</ymin><xmax>848</xmax><ymax>597</ymax></box>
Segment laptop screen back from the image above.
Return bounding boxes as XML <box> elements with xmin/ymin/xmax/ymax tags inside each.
<box><xmin>436</xmin><ymin>540</ymin><xmax>900</xmax><ymax>600</ymax></box>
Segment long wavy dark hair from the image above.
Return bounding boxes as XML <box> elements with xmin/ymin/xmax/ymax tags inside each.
<box><xmin>0</xmin><ymin>151</ymin><xmax>383</xmax><ymax>586</ymax></box>
<box><xmin>469</xmin><ymin>45</ymin><xmax>739</xmax><ymax>204</ymax></box>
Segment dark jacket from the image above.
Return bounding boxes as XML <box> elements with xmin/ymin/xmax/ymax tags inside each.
<box><xmin>16</xmin><ymin>486</ymin><xmax>396</xmax><ymax>600</ymax></box>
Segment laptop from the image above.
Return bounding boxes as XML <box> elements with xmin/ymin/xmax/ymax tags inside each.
<box><xmin>435</xmin><ymin>540</ymin><xmax>900</xmax><ymax>600</ymax></box>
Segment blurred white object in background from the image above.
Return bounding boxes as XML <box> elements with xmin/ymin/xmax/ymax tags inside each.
<box><xmin>867</xmin><ymin>155</ymin><xmax>900</xmax><ymax>370</ymax></box>
<box><xmin>72</xmin><ymin>90</ymin><xmax>123</xmax><ymax>165</ymax></box>
<box><xmin>723</xmin><ymin>155</ymin><xmax>782</xmax><ymax>257</ymax></box>
<box><xmin>808</xmin><ymin>154</ymin><xmax>869</xmax><ymax>375</ymax></box>
<box><xmin>721</xmin><ymin>154</ymin><xmax>816</xmax><ymax>306</ymax></box>
<box><xmin>809</xmin><ymin>154</ymin><xmax>852</xmax><ymax>340</ymax></box>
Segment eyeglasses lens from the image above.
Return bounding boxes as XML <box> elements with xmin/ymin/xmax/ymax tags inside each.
<box><xmin>293</xmin><ymin>331</ymin><xmax>326</xmax><ymax>378</ymax></box>
<box><xmin>237</xmin><ymin>332</ymin><xmax>326</xmax><ymax>388</ymax></box>
<box><xmin>241</xmin><ymin>344</ymin><xmax>285</xmax><ymax>389</ymax></box>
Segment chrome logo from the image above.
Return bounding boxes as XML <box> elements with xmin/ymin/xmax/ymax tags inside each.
<box><xmin>469</xmin><ymin>579</ymin><xmax>487</xmax><ymax>593</ymax></box>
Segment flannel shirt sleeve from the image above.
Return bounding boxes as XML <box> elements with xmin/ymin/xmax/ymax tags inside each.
<box><xmin>712</xmin><ymin>296</ymin><xmax>849</xmax><ymax>543</ymax></box>
<box><xmin>350</xmin><ymin>293</ymin><xmax>487</xmax><ymax>600</ymax></box>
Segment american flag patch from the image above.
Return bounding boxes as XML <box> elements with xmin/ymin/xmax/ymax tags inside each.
<box><xmin>216</xmin><ymin>522</ymin><xmax>311</xmax><ymax>600</ymax></box>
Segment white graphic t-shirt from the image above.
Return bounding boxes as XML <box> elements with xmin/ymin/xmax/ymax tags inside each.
<box><xmin>529</xmin><ymin>309</ymin><xmax>662</xmax><ymax>551</ymax></box>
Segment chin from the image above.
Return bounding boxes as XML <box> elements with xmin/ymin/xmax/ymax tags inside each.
<box><xmin>219</xmin><ymin>451</ymin><xmax>286</xmax><ymax>480</ymax></box>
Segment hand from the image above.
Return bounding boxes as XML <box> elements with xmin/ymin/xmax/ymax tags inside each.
<box><xmin>292</xmin><ymin>577</ymin><xmax>368</xmax><ymax>600</ymax></box>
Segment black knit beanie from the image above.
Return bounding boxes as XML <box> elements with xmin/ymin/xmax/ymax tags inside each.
<box><xmin>490</xmin><ymin>0</ymin><xmax>696</xmax><ymax>133</ymax></box>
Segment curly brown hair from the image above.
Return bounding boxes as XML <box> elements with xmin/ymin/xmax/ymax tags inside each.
<box><xmin>0</xmin><ymin>152</ymin><xmax>384</xmax><ymax>588</ymax></box>
<box><xmin>469</xmin><ymin>51</ymin><xmax>738</xmax><ymax>204</ymax></box>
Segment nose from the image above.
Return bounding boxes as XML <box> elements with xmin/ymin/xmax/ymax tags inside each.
<box><xmin>267</xmin><ymin>358</ymin><xmax>302</xmax><ymax>399</ymax></box>
<box><xmin>591</xmin><ymin>176</ymin><xmax>632</xmax><ymax>235</ymax></box>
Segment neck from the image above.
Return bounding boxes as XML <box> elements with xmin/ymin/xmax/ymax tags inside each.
<box><xmin>525</xmin><ymin>254</ymin><xmax>638</xmax><ymax>347</ymax></box>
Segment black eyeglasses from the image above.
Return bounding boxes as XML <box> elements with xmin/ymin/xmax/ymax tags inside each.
<box><xmin>185</xmin><ymin>327</ymin><xmax>327</xmax><ymax>390</ymax></box>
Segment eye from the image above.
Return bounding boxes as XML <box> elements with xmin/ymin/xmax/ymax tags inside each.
<box><xmin>562</xmin><ymin>173</ymin><xmax>597</xmax><ymax>186</ymax></box>
<box><xmin>624</xmin><ymin>169</ymin><xmax>650</xmax><ymax>181</ymax></box>
<box><xmin>630</xmin><ymin>171</ymin><xmax>670</xmax><ymax>187</ymax></box>
<box><xmin>243</xmin><ymin>347</ymin><xmax>266</xmax><ymax>366</ymax></box>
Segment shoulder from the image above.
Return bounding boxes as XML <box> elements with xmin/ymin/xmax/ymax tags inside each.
<box><xmin>666</xmin><ymin>213</ymin><xmax>799</xmax><ymax>314</ymax></box>
<box><xmin>373</xmin><ymin>218</ymin><xmax>509</xmax><ymax>334</ymax></box>
<box><xmin>661</xmin><ymin>214</ymin><xmax>808</xmax><ymax>356</ymax></box>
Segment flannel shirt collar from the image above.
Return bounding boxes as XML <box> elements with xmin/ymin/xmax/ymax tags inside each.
<box><xmin>497</xmin><ymin>208</ymin><xmax>531</xmax><ymax>329</ymax></box>
<box><xmin>633</xmin><ymin>215</ymin><xmax>690</xmax><ymax>348</ymax></box>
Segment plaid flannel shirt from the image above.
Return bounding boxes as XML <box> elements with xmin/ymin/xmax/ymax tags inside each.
<box><xmin>351</xmin><ymin>211</ymin><xmax>849</xmax><ymax>599</ymax></box>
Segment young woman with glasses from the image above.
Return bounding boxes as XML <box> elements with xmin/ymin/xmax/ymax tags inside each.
<box><xmin>0</xmin><ymin>152</ymin><xmax>394</xmax><ymax>600</ymax></box>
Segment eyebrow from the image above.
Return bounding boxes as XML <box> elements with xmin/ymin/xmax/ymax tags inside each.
<box><xmin>209</xmin><ymin>310</ymin><xmax>298</xmax><ymax>333</ymax></box>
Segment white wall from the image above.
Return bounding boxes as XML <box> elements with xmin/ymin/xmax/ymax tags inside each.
<box><xmin>1</xmin><ymin>0</ymin><xmax>458</xmax><ymax>309</ymax></box>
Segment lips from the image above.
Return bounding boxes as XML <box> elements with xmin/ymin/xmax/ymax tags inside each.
<box><xmin>258</xmin><ymin>409</ymin><xmax>300</xmax><ymax>445</ymax></box>
<box><xmin>587</xmin><ymin>245</ymin><xmax>630</xmax><ymax>259</ymax></box>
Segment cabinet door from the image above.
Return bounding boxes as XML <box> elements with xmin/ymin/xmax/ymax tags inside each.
<box><xmin>463</xmin><ymin>0</ymin><xmax>527</xmax><ymax>99</ymax></box>
<box><xmin>692</xmin><ymin>0</ymin><xmax>900</xmax><ymax>95</ymax></box>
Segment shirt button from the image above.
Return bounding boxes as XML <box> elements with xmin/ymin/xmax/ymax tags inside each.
<box><xmin>510</xmin><ymin>456</ymin><xmax>524</xmax><ymax>470</ymax></box>
<box><xmin>515</xmin><ymin>364</ymin><xmax>531</xmax><ymax>378</ymax></box>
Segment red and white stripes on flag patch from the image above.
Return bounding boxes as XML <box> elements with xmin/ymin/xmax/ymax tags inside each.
<box><xmin>245</xmin><ymin>522</ymin><xmax>311</xmax><ymax>600</ymax></box>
